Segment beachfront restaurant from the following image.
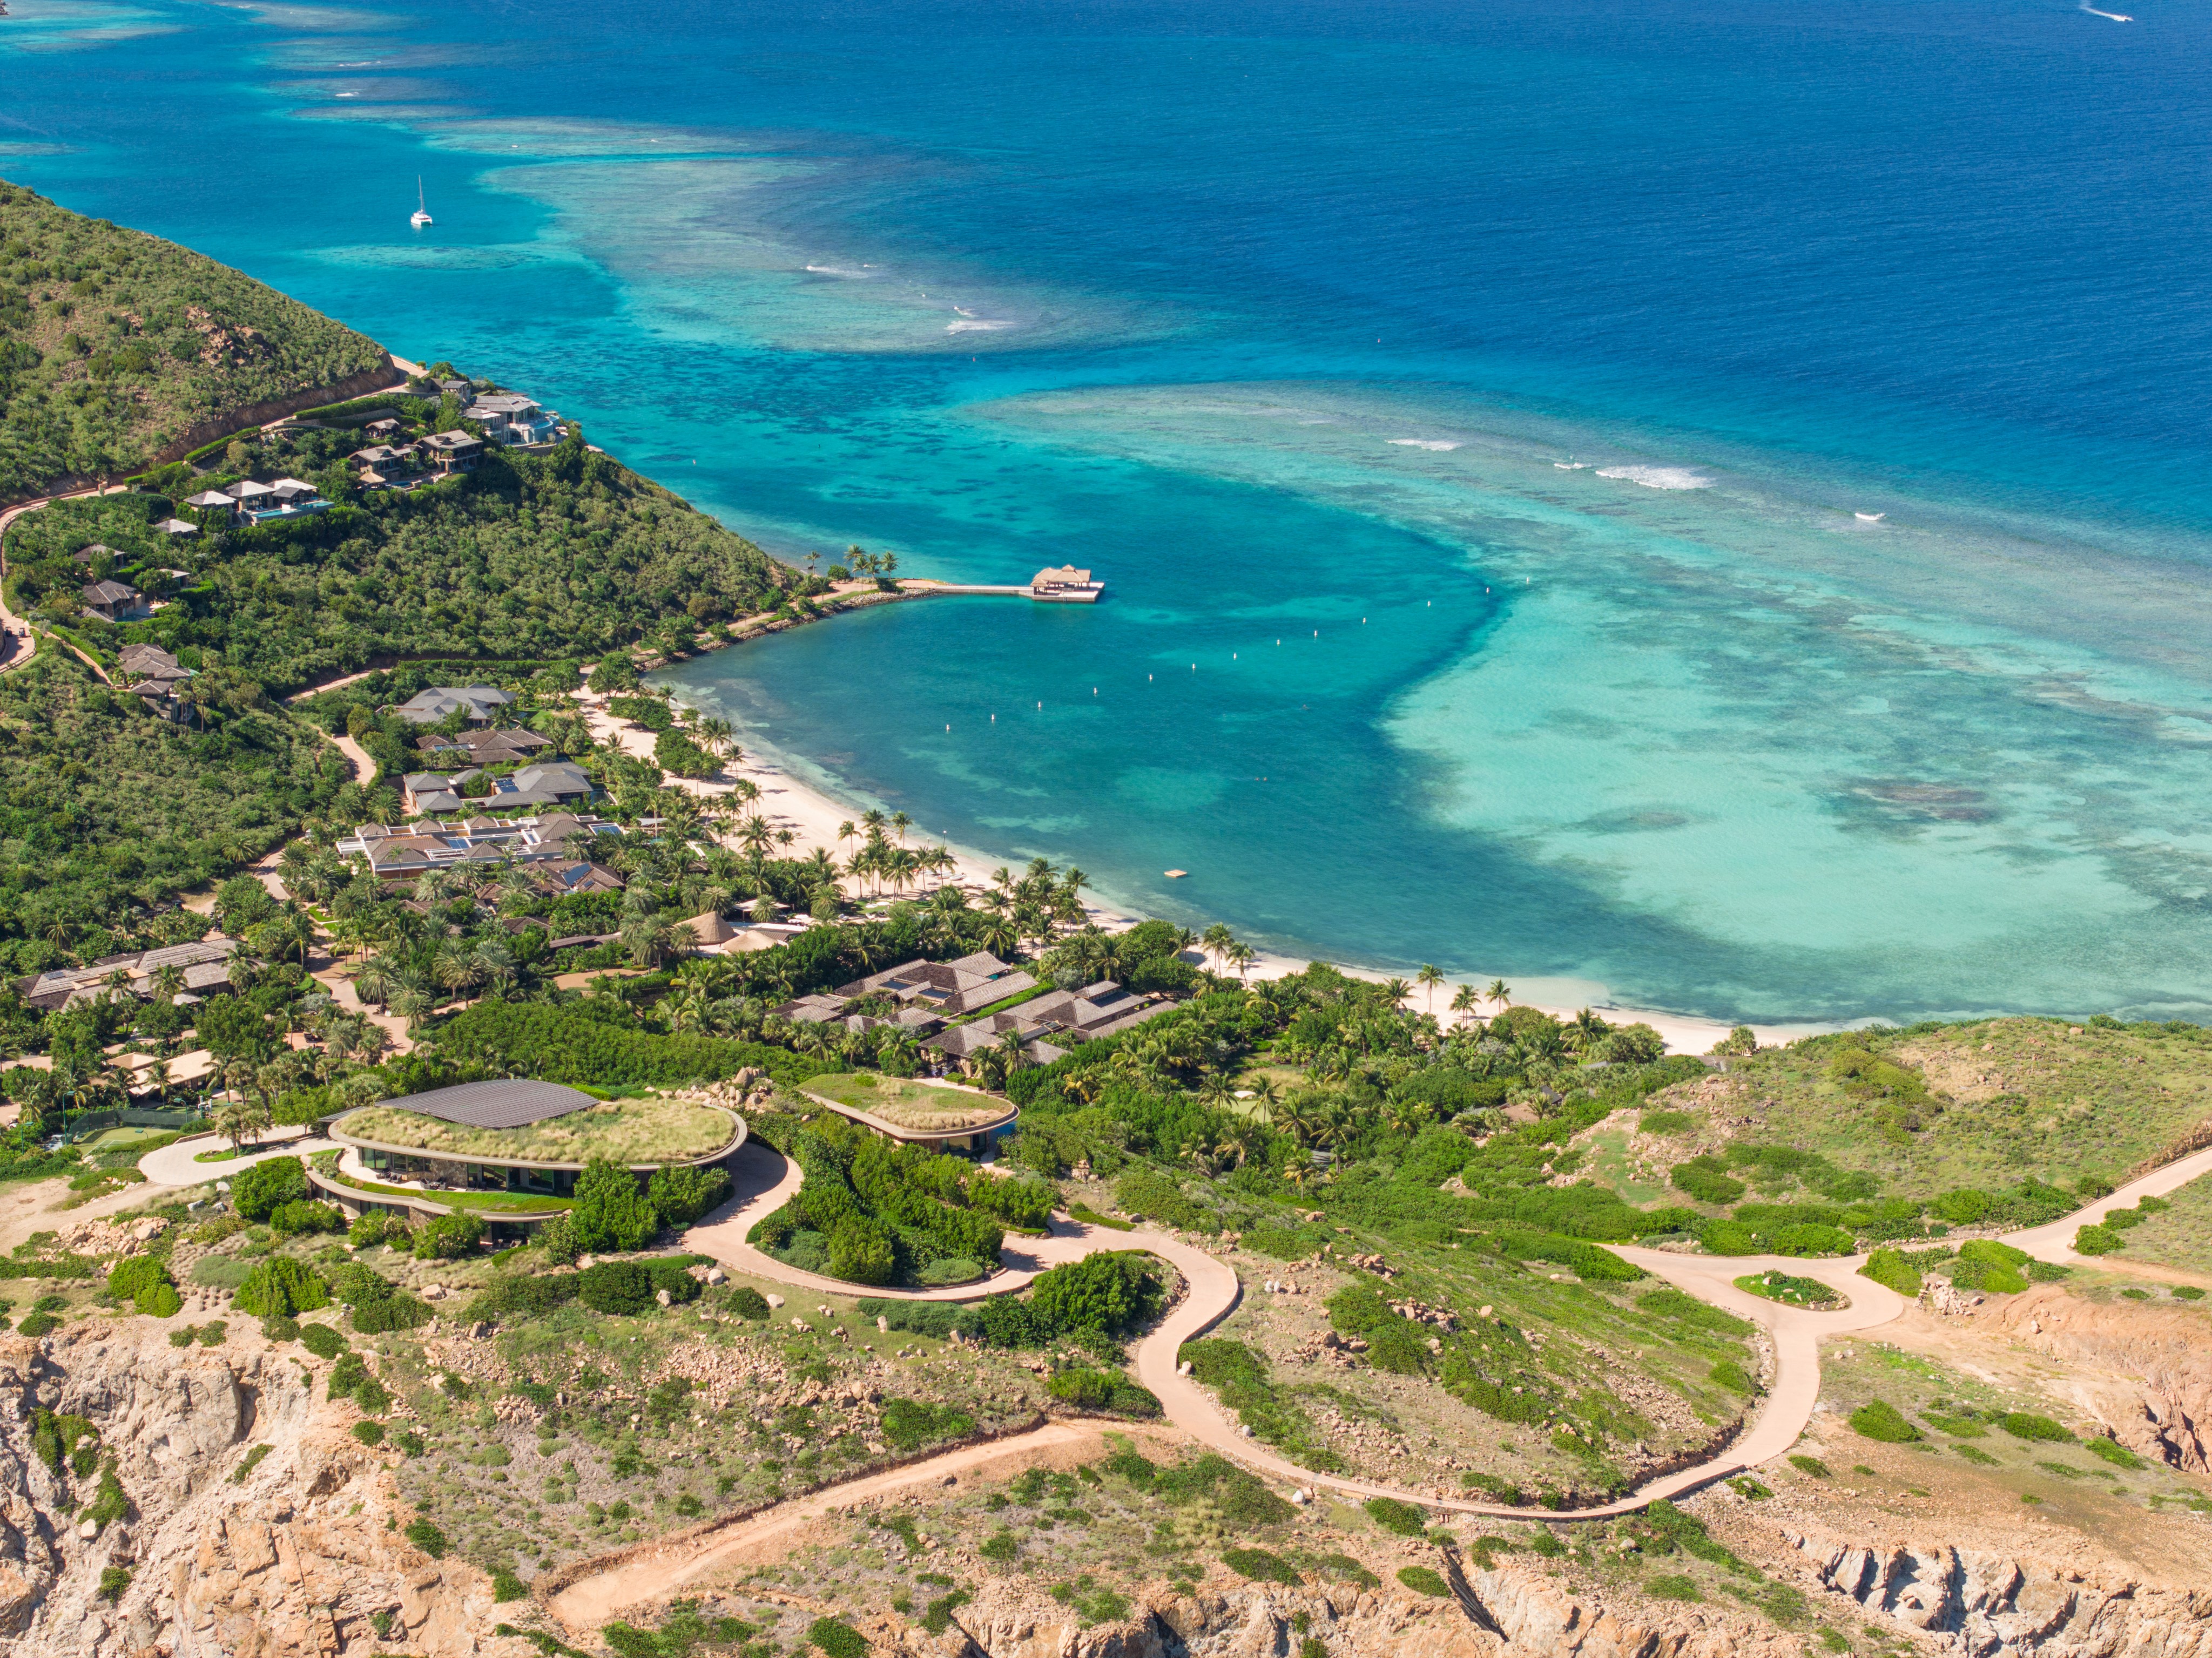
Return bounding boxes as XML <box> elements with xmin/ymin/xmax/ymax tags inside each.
<box><xmin>317</xmin><ymin>1079</ymin><xmax>745</xmax><ymax>1238</ymax></box>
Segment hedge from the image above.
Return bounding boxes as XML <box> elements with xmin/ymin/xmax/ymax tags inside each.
<box><xmin>429</xmin><ymin>1000</ymin><xmax>827</xmax><ymax>1088</ymax></box>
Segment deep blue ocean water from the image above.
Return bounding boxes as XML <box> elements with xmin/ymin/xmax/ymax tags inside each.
<box><xmin>8</xmin><ymin>0</ymin><xmax>2212</xmax><ymax>1023</ymax></box>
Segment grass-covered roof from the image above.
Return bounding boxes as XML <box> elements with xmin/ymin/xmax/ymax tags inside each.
<box><xmin>339</xmin><ymin>1095</ymin><xmax>738</xmax><ymax>1165</ymax></box>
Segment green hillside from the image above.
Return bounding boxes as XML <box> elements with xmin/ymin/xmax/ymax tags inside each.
<box><xmin>5</xmin><ymin>425</ymin><xmax>791</xmax><ymax>692</ymax></box>
<box><xmin>0</xmin><ymin>178</ymin><xmax>390</xmax><ymax>499</ymax></box>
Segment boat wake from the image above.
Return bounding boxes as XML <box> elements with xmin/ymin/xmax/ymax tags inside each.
<box><xmin>1855</xmin><ymin>511</ymin><xmax>1886</xmax><ymax>522</ymax></box>
<box><xmin>1388</xmin><ymin>438</ymin><xmax>1461</xmax><ymax>451</ymax></box>
<box><xmin>2080</xmin><ymin>2</ymin><xmax>2133</xmax><ymax>19</ymax></box>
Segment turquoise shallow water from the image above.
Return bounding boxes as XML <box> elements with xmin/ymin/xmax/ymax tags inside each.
<box><xmin>8</xmin><ymin>0</ymin><xmax>2212</xmax><ymax>1021</ymax></box>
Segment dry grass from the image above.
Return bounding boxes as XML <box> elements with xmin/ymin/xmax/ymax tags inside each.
<box><xmin>339</xmin><ymin>1098</ymin><xmax>737</xmax><ymax>1164</ymax></box>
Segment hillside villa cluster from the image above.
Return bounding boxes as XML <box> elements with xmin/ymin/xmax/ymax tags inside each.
<box><xmin>776</xmin><ymin>949</ymin><xmax>1176</xmax><ymax>1070</ymax></box>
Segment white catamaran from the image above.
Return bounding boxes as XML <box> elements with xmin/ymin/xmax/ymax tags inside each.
<box><xmin>410</xmin><ymin>178</ymin><xmax>433</xmax><ymax>229</ymax></box>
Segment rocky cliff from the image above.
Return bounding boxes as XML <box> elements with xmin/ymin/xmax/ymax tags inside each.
<box><xmin>0</xmin><ymin>1322</ymin><xmax>520</xmax><ymax>1658</ymax></box>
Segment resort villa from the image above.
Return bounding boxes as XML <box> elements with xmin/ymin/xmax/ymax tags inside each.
<box><xmin>314</xmin><ymin>1079</ymin><xmax>746</xmax><ymax>1239</ymax></box>
<box><xmin>15</xmin><ymin>937</ymin><xmax>246</xmax><ymax>1013</ymax></box>
<box><xmin>79</xmin><ymin>578</ymin><xmax>151</xmax><ymax>622</ymax></box>
<box><xmin>334</xmin><ymin>810</ymin><xmax>629</xmax><ymax>879</ymax></box>
<box><xmin>388</xmin><ymin>685</ymin><xmax>515</xmax><ymax>725</ymax></box>
<box><xmin>399</xmin><ymin>760</ymin><xmax>595</xmax><ymax>816</ymax></box>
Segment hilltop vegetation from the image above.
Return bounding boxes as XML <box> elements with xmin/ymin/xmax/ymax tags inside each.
<box><xmin>5</xmin><ymin>424</ymin><xmax>792</xmax><ymax>693</ymax></box>
<box><xmin>0</xmin><ymin>178</ymin><xmax>389</xmax><ymax>499</ymax></box>
<box><xmin>0</xmin><ymin>650</ymin><xmax>362</xmax><ymax>954</ymax></box>
<box><xmin>1634</xmin><ymin>1017</ymin><xmax>2212</xmax><ymax>1200</ymax></box>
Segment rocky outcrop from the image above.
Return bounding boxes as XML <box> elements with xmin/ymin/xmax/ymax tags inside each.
<box><xmin>0</xmin><ymin>1320</ymin><xmax>522</xmax><ymax>1657</ymax></box>
<box><xmin>860</xmin><ymin>1564</ymin><xmax>1819</xmax><ymax>1658</ymax></box>
<box><xmin>874</xmin><ymin>1579</ymin><xmax>1497</xmax><ymax>1658</ymax></box>
<box><xmin>1793</xmin><ymin>1530</ymin><xmax>2212</xmax><ymax>1657</ymax></box>
<box><xmin>1986</xmin><ymin>1287</ymin><xmax>2211</xmax><ymax>1471</ymax></box>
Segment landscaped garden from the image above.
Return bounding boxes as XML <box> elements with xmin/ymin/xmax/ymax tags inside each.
<box><xmin>746</xmin><ymin>1110</ymin><xmax>1055</xmax><ymax>1286</ymax></box>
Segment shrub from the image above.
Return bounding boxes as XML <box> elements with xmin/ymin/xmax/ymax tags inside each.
<box><xmin>403</xmin><ymin>1517</ymin><xmax>449</xmax><ymax>1559</ymax></box>
<box><xmin>328</xmin><ymin>1352</ymin><xmax>368</xmax><ymax>1399</ymax></box>
<box><xmin>804</xmin><ymin>1616</ymin><xmax>867</xmax><ymax>1658</ymax></box>
<box><xmin>490</xmin><ymin>1568</ymin><xmax>528</xmax><ymax>1602</ymax></box>
<box><xmin>354</xmin><ymin>1376</ymin><xmax>392</xmax><ymax>1415</ymax></box>
<box><xmin>1788</xmin><ymin>1454</ymin><xmax>1831</xmax><ymax>1478</ymax></box>
<box><xmin>571</xmin><ymin>1157</ymin><xmax>660</xmax><ymax>1253</ymax></box>
<box><xmin>1848</xmin><ymin>1400</ymin><xmax>1922</xmax><ymax>1443</ymax></box>
<box><xmin>1672</xmin><ymin>1157</ymin><xmax>1745</xmax><ymax>1206</ymax></box>
<box><xmin>167</xmin><ymin>1327</ymin><xmax>195</xmax><ymax>1348</ymax></box>
<box><xmin>352</xmin><ymin>1293</ymin><xmax>434</xmax><ymax>1333</ymax></box>
<box><xmin>413</xmin><ymin>1212</ymin><xmax>485</xmax><ymax>1260</ymax></box>
<box><xmin>1636</xmin><ymin>1287</ymin><xmax>1754</xmax><ymax>1336</ymax></box>
<box><xmin>98</xmin><ymin>1565</ymin><xmax>131</xmax><ymax>1603</ymax></box>
<box><xmin>1709</xmin><ymin>1359</ymin><xmax>1756</xmax><ymax>1395</ymax></box>
<box><xmin>230</xmin><ymin>1444</ymin><xmax>272</xmax><ymax>1483</ymax></box>
<box><xmin>2073</xmin><ymin>1224</ymin><xmax>2123</xmax><ymax>1256</ymax></box>
<box><xmin>1365</xmin><ymin>1497</ymin><xmax>1428</xmax><ymax>1537</ymax></box>
<box><xmin>648</xmin><ymin>1162</ymin><xmax>732</xmax><ymax>1227</ymax></box>
<box><xmin>1029</xmin><ymin>1251</ymin><xmax>1164</xmax><ymax>1336</ymax></box>
<box><xmin>1222</xmin><ymin>1548</ymin><xmax>1300</xmax><ymax>1585</ymax></box>
<box><xmin>107</xmin><ymin>1255</ymin><xmax>179</xmax><ymax>1315</ymax></box>
<box><xmin>1859</xmin><ymin>1247</ymin><xmax>1921</xmax><ymax>1297</ymax></box>
<box><xmin>232</xmin><ymin>1258</ymin><xmax>328</xmax><ymax>1317</ymax></box>
<box><xmin>1998</xmin><ymin>1412</ymin><xmax>2075</xmax><ymax>1443</ymax></box>
<box><xmin>348</xmin><ymin>1210</ymin><xmax>409</xmax><ymax>1248</ymax></box>
<box><xmin>230</xmin><ymin>1157</ymin><xmax>309</xmax><ymax>1222</ymax></box>
<box><xmin>577</xmin><ymin>1261</ymin><xmax>656</xmax><ymax>1315</ymax></box>
<box><xmin>1314</xmin><ymin>1552</ymin><xmax>1381</xmax><ymax>1589</ymax></box>
<box><xmin>880</xmin><ymin>1397</ymin><xmax>976</xmax><ymax>1451</ymax></box>
<box><xmin>2083</xmin><ymin>1437</ymin><xmax>2144</xmax><ymax>1470</ymax></box>
<box><xmin>464</xmin><ymin>1271</ymin><xmax>580</xmax><ymax>1324</ymax></box>
<box><xmin>1396</xmin><ymin>1565</ymin><xmax>1450</xmax><ymax>1598</ymax></box>
<box><xmin>298</xmin><ymin>1322</ymin><xmax>347</xmax><ymax>1359</ymax></box>
<box><xmin>198</xmin><ymin>1321</ymin><xmax>227</xmax><ymax>1345</ymax></box>
<box><xmin>352</xmin><ymin>1420</ymin><xmax>385</xmax><ymax>1447</ymax></box>
<box><xmin>727</xmin><ymin>1285</ymin><xmax>771</xmax><ymax>1319</ymax></box>
<box><xmin>980</xmin><ymin>1530</ymin><xmax>1019</xmax><ymax>1564</ymax></box>
<box><xmin>269</xmin><ymin>1200</ymin><xmax>345</xmax><ymax>1238</ymax></box>
<box><xmin>1647</xmin><ymin>1574</ymin><xmax>1702</xmax><ymax>1601</ymax></box>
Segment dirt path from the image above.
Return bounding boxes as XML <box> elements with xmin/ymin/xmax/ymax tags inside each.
<box><xmin>545</xmin><ymin>1423</ymin><xmax>1105</xmax><ymax>1628</ymax></box>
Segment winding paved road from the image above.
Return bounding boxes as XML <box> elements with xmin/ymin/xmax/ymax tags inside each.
<box><xmin>679</xmin><ymin>1137</ymin><xmax>2211</xmax><ymax>1525</ymax></box>
<box><xmin>547</xmin><ymin>1133</ymin><xmax>2212</xmax><ymax>1624</ymax></box>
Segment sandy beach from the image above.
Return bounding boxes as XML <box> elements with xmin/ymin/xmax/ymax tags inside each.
<box><xmin>596</xmin><ymin>678</ymin><xmax>1832</xmax><ymax>1057</ymax></box>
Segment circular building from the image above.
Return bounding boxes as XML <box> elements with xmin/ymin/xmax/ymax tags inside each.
<box><xmin>313</xmin><ymin>1079</ymin><xmax>745</xmax><ymax>1240</ymax></box>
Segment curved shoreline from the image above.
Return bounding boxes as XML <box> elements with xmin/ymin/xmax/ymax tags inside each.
<box><xmin>646</xmin><ymin>650</ymin><xmax>1827</xmax><ymax>1057</ymax></box>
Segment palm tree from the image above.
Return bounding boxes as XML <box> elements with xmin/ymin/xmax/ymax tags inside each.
<box><xmin>212</xmin><ymin>1093</ymin><xmax>268</xmax><ymax>1153</ymax></box>
<box><xmin>1416</xmin><ymin>964</ymin><xmax>1445</xmax><ymax>1015</ymax></box>
<box><xmin>1487</xmin><ymin>978</ymin><xmax>1513</xmax><ymax>1014</ymax></box>
<box><xmin>890</xmin><ymin>810</ymin><xmax>911</xmax><ymax>846</ymax></box>
<box><xmin>151</xmin><ymin>963</ymin><xmax>186</xmax><ymax>1004</ymax></box>
<box><xmin>1201</xmin><ymin>924</ymin><xmax>1235</xmax><ymax>973</ymax></box>
<box><xmin>352</xmin><ymin>956</ymin><xmax>395</xmax><ymax>1011</ymax></box>
<box><xmin>1227</xmin><ymin>942</ymin><xmax>1257</xmax><ymax>984</ymax></box>
<box><xmin>1564</xmin><ymin>1007</ymin><xmax>1611</xmax><ymax>1056</ymax></box>
<box><xmin>1381</xmin><ymin>977</ymin><xmax>1411</xmax><ymax>1008</ymax></box>
<box><xmin>1449</xmin><ymin>983</ymin><xmax>1480</xmax><ymax>1023</ymax></box>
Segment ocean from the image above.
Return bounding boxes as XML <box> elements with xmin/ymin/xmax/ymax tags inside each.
<box><xmin>7</xmin><ymin>0</ymin><xmax>2211</xmax><ymax>1024</ymax></box>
